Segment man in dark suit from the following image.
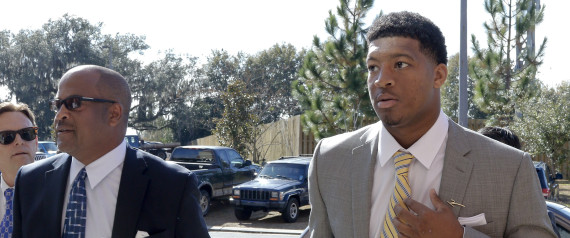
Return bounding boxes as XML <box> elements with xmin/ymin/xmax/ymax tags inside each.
<box><xmin>12</xmin><ymin>65</ymin><xmax>210</xmax><ymax>238</ymax></box>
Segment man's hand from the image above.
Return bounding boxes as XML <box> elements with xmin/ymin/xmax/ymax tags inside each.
<box><xmin>393</xmin><ymin>189</ymin><xmax>464</xmax><ymax>238</ymax></box>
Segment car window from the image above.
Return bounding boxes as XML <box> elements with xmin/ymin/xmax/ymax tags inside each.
<box><xmin>217</xmin><ymin>150</ymin><xmax>231</xmax><ymax>169</ymax></box>
<box><xmin>171</xmin><ymin>148</ymin><xmax>214</xmax><ymax>163</ymax></box>
<box><xmin>226</xmin><ymin>150</ymin><xmax>244</xmax><ymax>167</ymax></box>
<box><xmin>259</xmin><ymin>163</ymin><xmax>306</xmax><ymax>181</ymax></box>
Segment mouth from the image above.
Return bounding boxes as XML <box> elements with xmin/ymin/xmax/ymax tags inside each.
<box><xmin>12</xmin><ymin>152</ymin><xmax>29</xmax><ymax>157</ymax></box>
<box><xmin>375</xmin><ymin>94</ymin><xmax>398</xmax><ymax>109</ymax></box>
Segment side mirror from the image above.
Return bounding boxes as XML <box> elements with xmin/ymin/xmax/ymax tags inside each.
<box><xmin>243</xmin><ymin>160</ymin><xmax>252</xmax><ymax>167</ymax></box>
<box><xmin>556</xmin><ymin>173</ymin><xmax>563</xmax><ymax>180</ymax></box>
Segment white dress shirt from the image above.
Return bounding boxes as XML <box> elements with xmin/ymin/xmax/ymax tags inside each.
<box><xmin>369</xmin><ymin>111</ymin><xmax>449</xmax><ymax>238</ymax></box>
<box><xmin>61</xmin><ymin>140</ymin><xmax>126</xmax><ymax>238</ymax></box>
<box><xmin>0</xmin><ymin>176</ymin><xmax>13</xmax><ymax>220</ymax></box>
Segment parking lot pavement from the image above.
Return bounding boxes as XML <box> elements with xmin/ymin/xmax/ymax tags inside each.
<box><xmin>204</xmin><ymin>199</ymin><xmax>309</xmax><ymax>233</ymax></box>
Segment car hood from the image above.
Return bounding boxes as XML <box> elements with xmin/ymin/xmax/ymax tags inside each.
<box><xmin>235</xmin><ymin>178</ymin><xmax>301</xmax><ymax>190</ymax></box>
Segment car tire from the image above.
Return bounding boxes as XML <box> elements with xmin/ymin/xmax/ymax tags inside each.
<box><xmin>156</xmin><ymin>151</ymin><xmax>167</xmax><ymax>160</ymax></box>
<box><xmin>199</xmin><ymin>189</ymin><xmax>210</xmax><ymax>216</ymax></box>
<box><xmin>282</xmin><ymin>197</ymin><xmax>299</xmax><ymax>223</ymax></box>
<box><xmin>234</xmin><ymin>208</ymin><xmax>252</xmax><ymax>220</ymax></box>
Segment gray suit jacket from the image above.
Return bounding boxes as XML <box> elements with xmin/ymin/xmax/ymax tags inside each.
<box><xmin>306</xmin><ymin>119</ymin><xmax>556</xmax><ymax>238</ymax></box>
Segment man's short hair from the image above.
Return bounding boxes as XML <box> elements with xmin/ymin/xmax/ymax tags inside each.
<box><xmin>0</xmin><ymin>102</ymin><xmax>36</xmax><ymax>126</ymax></box>
<box><xmin>478</xmin><ymin>126</ymin><xmax>521</xmax><ymax>149</ymax></box>
<box><xmin>366</xmin><ymin>11</ymin><xmax>448</xmax><ymax>65</ymax></box>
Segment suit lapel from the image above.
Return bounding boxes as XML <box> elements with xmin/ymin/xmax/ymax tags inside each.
<box><xmin>439</xmin><ymin>120</ymin><xmax>474</xmax><ymax>216</ymax></box>
<box><xmin>111</xmin><ymin>147</ymin><xmax>150</xmax><ymax>238</ymax></box>
<box><xmin>351</xmin><ymin>123</ymin><xmax>380</xmax><ymax>238</ymax></box>
<box><xmin>44</xmin><ymin>155</ymin><xmax>72</xmax><ymax>236</ymax></box>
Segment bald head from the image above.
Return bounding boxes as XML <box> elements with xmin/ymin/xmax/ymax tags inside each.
<box><xmin>62</xmin><ymin>65</ymin><xmax>131</xmax><ymax>124</ymax></box>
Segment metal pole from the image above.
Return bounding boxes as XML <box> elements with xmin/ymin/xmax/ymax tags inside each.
<box><xmin>458</xmin><ymin>0</ymin><xmax>468</xmax><ymax>127</ymax></box>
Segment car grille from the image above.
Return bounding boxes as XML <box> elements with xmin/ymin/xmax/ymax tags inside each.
<box><xmin>34</xmin><ymin>154</ymin><xmax>47</xmax><ymax>161</ymax></box>
<box><xmin>240</xmin><ymin>189</ymin><xmax>271</xmax><ymax>200</ymax></box>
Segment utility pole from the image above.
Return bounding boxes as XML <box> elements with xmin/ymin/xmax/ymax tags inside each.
<box><xmin>458</xmin><ymin>0</ymin><xmax>468</xmax><ymax>127</ymax></box>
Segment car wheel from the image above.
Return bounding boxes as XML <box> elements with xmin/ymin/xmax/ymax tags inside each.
<box><xmin>282</xmin><ymin>197</ymin><xmax>299</xmax><ymax>223</ymax></box>
<box><xmin>199</xmin><ymin>189</ymin><xmax>210</xmax><ymax>216</ymax></box>
<box><xmin>157</xmin><ymin>151</ymin><xmax>167</xmax><ymax>160</ymax></box>
<box><xmin>234</xmin><ymin>208</ymin><xmax>252</xmax><ymax>220</ymax></box>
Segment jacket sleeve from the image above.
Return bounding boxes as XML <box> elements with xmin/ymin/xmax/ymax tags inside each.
<box><xmin>306</xmin><ymin>139</ymin><xmax>334</xmax><ymax>237</ymax></box>
<box><xmin>175</xmin><ymin>172</ymin><xmax>210</xmax><ymax>238</ymax></box>
<box><xmin>502</xmin><ymin>153</ymin><xmax>557</xmax><ymax>237</ymax></box>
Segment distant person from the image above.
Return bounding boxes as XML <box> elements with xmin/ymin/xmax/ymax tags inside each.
<box><xmin>479</xmin><ymin>126</ymin><xmax>561</xmax><ymax>238</ymax></box>
<box><xmin>12</xmin><ymin>65</ymin><xmax>210</xmax><ymax>238</ymax></box>
<box><xmin>305</xmin><ymin>11</ymin><xmax>556</xmax><ymax>237</ymax></box>
<box><xmin>0</xmin><ymin>102</ymin><xmax>38</xmax><ymax>238</ymax></box>
<box><xmin>478</xmin><ymin>126</ymin><xmax>521</xmax><ymax>149</ymax></box>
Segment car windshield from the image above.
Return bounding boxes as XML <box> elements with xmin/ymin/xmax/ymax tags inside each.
<box><xmin>170</xmin><ymin>148</ymin><xmax>214</xmax><ymax>163</ymax></box>
<box><xmin>39</xmin><ymin>142</ymin><xmax>58</xmax><ymax>152</ymax></box>
<box><xmin>259</xmin><ymin>163</ymin><xmax>306</xmax><ymax>181</ymax></box>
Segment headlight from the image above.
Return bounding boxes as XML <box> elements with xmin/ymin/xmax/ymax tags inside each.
<box><xmin>233</xmin><ymin>190</ymin><xmax>240</xmax><ymax>196</ymax></box>
<box><xmin>270</xmin><ymin>191</ymin><xmax>284</xmax><ymax>201</ymax></box>
<box><xmin>271</xmin><ymin>191</ymin><xmax>279</xmax><ymax>198</ymax></box>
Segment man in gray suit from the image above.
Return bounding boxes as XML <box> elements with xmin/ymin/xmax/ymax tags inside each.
<box><xmin>306</xmin><ymin>11</ymin><xmax>556</xmax><ymax>238</ymax></box>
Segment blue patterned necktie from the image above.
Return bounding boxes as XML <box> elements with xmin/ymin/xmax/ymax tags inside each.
<box><xmin>0</xmin><ymin>188</ymin><xmax>14</xmax><ymax>238</ymax></box>
<box><xmin>62</xmin><ymin>168</ymin><xmax>88</xmax><ymax>238</ymax></box>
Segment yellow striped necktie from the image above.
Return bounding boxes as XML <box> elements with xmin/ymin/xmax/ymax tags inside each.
<box><xmin>382</xmin><ymin>151</ymin><xmax>414</xmax><ymax>238</ymax></box>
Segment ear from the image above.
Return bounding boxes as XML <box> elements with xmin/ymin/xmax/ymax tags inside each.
<box><xmin>108</xmin><ymin>103</ymin><xmax>123</xmax><ymax>127</ymax></box>
<box><xmin>433</xmin><ymin>63</ymin><xmax>448</xmax><ymax>89</ymax></box>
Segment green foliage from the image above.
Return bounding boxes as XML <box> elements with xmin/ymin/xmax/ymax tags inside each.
<box><xmin>243</xmin><ymin>44</ymin><xmax>305</xmax><ymax>123</ymax></box>
<box><xmin>441</xmin><ymin>53</ymin><xmax>487</xmax><ymax>119</ymax></box>
<box><xmin>470</xmin><ymin>0</ymin><xmax>546</xmax><ymax>126</ymax></box>
<box><xmin>293</xmin><ymin>0</ymin><xmax>376</xmax><ymax>140</ymax></box>
<box><xmin>213</xmin><ymin>80</ymin><xmax>259</xmax><ymax>160</ymax></box>
<box><xmin>0</xmin><ymin>14</ymin><xmax>148</xmax><ymax>140</ymax></box>
<box><xmin>512</xmin><ymin>82</ymin><xmax>570</xmax><ymax>166</ymax></box>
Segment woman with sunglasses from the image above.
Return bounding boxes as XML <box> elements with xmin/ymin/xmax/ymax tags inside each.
<box><xmin>0</xmin><ymin>102</ymin><xmax>38</xmax><ymax>237</ymax></box>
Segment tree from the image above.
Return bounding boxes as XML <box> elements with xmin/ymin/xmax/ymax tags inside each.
<box><xmin>512</xmin><ymin>82</ymin><xmax>570</xmax><ymax>168</ymax></box>
<box><xmin>441</xmin><ymin>53</ymin><xmax>487</xmax><ymax>119</ymax></box>
<box><xmin>0</xmin><ymin>14</ymin><xmax>148</xmax><ymax>140</ymax></box>
<box><xmin>213</xmin><ymin>80</ymin><xmax>258</xmax><ymax>160</ymax></box>
<box><xmin>293</xmin><ymin>0</ymin><xmax>376</xmax><ymax>140</ymax></box>
<box><xmin>243</xmin><ymin>44</ymin><xmax>305</xmax><ymax>123</ymax></box>
<box><xmin>470</xmin><ymin>0</ymin><xmax>546</xmax><ymax>126</ymax></box>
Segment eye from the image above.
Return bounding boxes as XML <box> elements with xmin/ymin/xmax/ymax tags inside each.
<box><xmin>395</xmin><ymin>62</ymin><xmax>409</xmax><ymax>69</ymax></box>
<box><xmin>367</xmin><ymin>65</ymin><xmax>379</xmax><ymax>72</ymax></box>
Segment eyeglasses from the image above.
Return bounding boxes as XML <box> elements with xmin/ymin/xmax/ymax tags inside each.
<box><xmin>50</xmin><ymin>96</ymin><xmax>117</xmax><ymax>112</ymax></box>
<box><xmin>0</xmin><ymin>127</ymin><xmax>38</xmax><ymax>145</ymax></box>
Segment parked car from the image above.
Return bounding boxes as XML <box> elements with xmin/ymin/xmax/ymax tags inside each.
<box><xmin>546</xmin><ymin>201</ymin><xmax>570</xmax><ymax>237</ymax></box>
<box><xmin>230</xmin><ymin>156</ymin><xmax>311</xmax><ymax>223</ymax></box>
<box><xmin>534</xmin><ymin>161</ymin><xmax>563</xmax><ymax>200</ymax></box>
<box><xmin>170</xmin><ymin>146</ymin><xmax>260</xmax><ymax>215</ymax></box>
<box><xmin>36</xmin><ymin>141</ymin><xmax>58</xmax><ymax>160</ymax></box>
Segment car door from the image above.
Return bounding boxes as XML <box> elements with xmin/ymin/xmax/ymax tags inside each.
<box><xmin>225</xmin><ymin>149</ymin><xmax>253</xmax><ymax>186</ymax></box>
<box><xmin>216</xmin><ymin>150</ymin><xmax>233</xmax><ymax>188</ymax></box>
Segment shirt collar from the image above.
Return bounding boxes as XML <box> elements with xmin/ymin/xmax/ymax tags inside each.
<box><xmin>69</xmin><ymin>140</ymin><xmax>127</xmax><ymax>189</ymax></box>
<box><xmin>379</xmin><ymin>110</ymin><xmax>448</xmax><ymax>169</ymax></box>
<box><xmin>0</xmin><ymin>175</ymin><xmax>11</xmax><ymax>193</ymax></box>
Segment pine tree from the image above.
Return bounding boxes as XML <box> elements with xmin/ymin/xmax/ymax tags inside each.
<box><xmin>292</xmin><ymin>0</ymin><xmax>376</xmax><ymax>140</ymax></box>
<box><xmin>470</xmin><ymin>0</ymin><xmax>546</xmax><ymax>126</ymax></box>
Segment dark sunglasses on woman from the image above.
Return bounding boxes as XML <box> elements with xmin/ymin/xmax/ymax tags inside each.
<box><xmin>50</xmin><ymin>95</ymin><xmax>116</xmax><ymax>112</ymax></box>
<box><xmin>0</xmin><ymin>127</ymin><xmax>38</xmax><ymax>145</ymax></box>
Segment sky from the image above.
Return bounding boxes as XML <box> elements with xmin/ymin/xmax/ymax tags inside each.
<box><xmin>1</xmin><ymin>0</ymin><xmax>568</xmax><ymax>90</ymax></box>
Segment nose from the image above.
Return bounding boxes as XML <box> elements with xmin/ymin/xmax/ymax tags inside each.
<box><xmin>54</xmin><ymin>104</ymin><xmax>69</xmax><ymax>123</ymax></box>
<box><xmin>371</xmin><ymin>66</ymin><xmax>395</xmax><ymax>88</ymax></box>
<box><xmin>13</xmin><ymin>132</ymin><xmax>26</xmax><ymax>145</ymax></box>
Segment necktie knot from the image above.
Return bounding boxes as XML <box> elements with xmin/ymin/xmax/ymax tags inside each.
<box><xmin>393</xmin><ymin>151</ymin><xmax>414</xmax><ymax>176</ymax></box>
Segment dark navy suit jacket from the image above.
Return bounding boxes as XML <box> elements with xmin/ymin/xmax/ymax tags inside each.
<box><xmin>12</xmin><ymin>146</ymin><xmax>210</xmax><ymax>238</ymax></box>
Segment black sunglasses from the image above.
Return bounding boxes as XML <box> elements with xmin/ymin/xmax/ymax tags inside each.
<box><xmin>51</xmin><ymin>96</ymin><xmax>117</xmax><ymax>112</ymax></box>
<box><xmin>0</xmin><ymin>127</ymin><xmax>38</xmax><ymax>145</ymax></box>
